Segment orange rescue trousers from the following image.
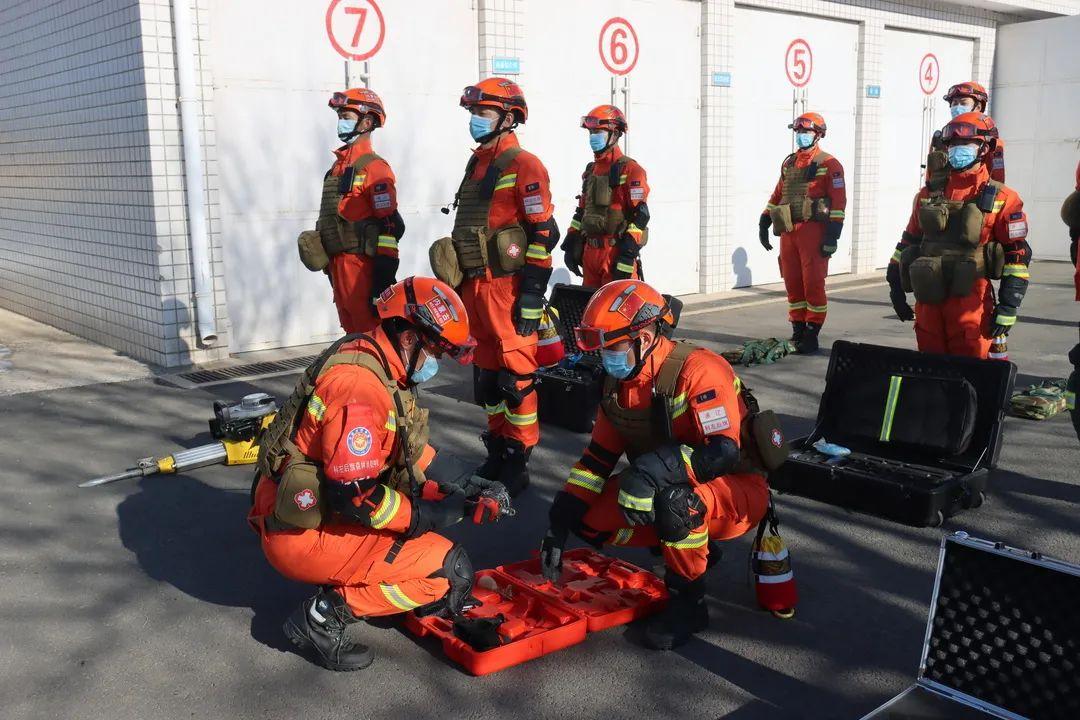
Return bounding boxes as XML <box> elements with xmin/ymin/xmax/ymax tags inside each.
<box><xmin>914</xmin><ymin>277</ymin><xmax>995</xmax><ymax>358</ymax></box>
<box><xmin>779</xmin><ymin>223</ymin><xmax>829</xmax><ymax>325</ymax></box>
<box><xmin>327</xmin><ymin>254</ymin><xmax>378</xmax><ymax>334</ymax></box>
<box><xmin>582</xmin><ymin>244</ymin><xmax>640</xmax><ymax>288</ymax></box>
<box><xmin>580</xmin><ymin>472</ymin><xmax>769</xmax><ymax>581</ymax></box>
<box><xmin>250</xmin><ymin>476</ymin><xmax>452</xmax><ymax>617</ymax></box>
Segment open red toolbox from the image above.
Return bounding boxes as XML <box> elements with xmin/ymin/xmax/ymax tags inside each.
<box><xmin>404</xmin><ymin>549</ymin><xmax>667</xmax><ymax>675</ymax></box>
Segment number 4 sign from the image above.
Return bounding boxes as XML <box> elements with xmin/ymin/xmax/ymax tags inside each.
<box><xmin>919</xmin><ymin>53</ymin><xmax>940</xmax><ymax>95</ymax></box>
<box><xmin>326</xmin><ymin>0</ymin><xmax>386</xmax><ymax>62</ymax></box>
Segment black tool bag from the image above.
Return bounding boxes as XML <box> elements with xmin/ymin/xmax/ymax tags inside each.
<box><xmin>535</xmin><ymin>284</ymin><xmax>682</xmax><ymax>433</ymax></box>
<box><xmin>770</xmin><ymin>341</ymin><xmax>1015</xmax><ymax>527</ymax></box>
<box><xmin>861</xmin><ymin>533</ymin><xmax>1080</xmax><ymax>719</ymax></box>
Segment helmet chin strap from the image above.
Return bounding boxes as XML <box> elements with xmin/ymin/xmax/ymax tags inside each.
<box><xmin>387</xmin><ymin>324</ymin><xmax>425</xmax><ymax>385</ymax></box>
<box><xmin>477</xmin><ymin>110</ymin><xmax>515</xmax><ymax>145</ymax></box>
<box><xmin>621</xmin><ymin>330</ymin><xmax>661</xmax><ymax>382</ymax></box>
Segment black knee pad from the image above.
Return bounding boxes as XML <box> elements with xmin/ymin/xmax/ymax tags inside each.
<box><xmin>474</xmin><ymin>367</ymin><xmax>500</xmax><ymax>408</ymax></box>
<box><xmin>441</xmin><ymin>544</ymin><xmax>474</xmax><ymax>616</ymax></box>
<box><xmin>497</xmin><ymin>369</ymin><xmax>535</xmax><ymax>409</ymax></box>
<box><xmin>654</xmin><ymin>485</ymin><xmax>706</xmax><ymax>543</ymax></box>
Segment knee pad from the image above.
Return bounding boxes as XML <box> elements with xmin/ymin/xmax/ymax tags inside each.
<box><xmin>441</xmin><ymin>544</ymin><xmax>474</xmax><ymax>616</ymax></box>
<box><xmin>654</xmin><ymin>485</ymin><xmax>706</xmax><ymax>543</ymax></box>
<box><xmin>474</xmin><ymin>367</ymin><xmax>500</xmax><ymax>408</ymax></box>
<box><xmin>497</xmin><ymin>369</ymin><xmax>535</xmax><ymax>409</ymax></box>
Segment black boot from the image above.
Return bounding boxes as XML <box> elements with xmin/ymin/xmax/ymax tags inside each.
<box><xmin>643</xmin><ymin>573</ymin><xmax>709</xmax><ymax>650</ymax></box>
<box><xmin>283</xmin><ymin>589</ymin><xmax>374</xmax><ymax>671</ymax></box>
<box><xmin>472</xmin><ymin>432</ymin><xmax>506</xmax><ymax>482</ymax></box>
<box><xmin>796</xmin><ymin>322</ymin><xmax>821</xmax><ymax>354</ymax></box>
<box><xmin>497</xmin><ymin>438</ymin><xmax>532</xmax><ymax>497</ymax></box>
<box><xmin>790</xmin><ymin>321</ymin><xmax>807</xmax><ymax>344</ymax></box>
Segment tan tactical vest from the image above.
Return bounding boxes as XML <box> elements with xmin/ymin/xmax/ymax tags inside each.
<box><xmin>601</xmin><ymin>341</ymin><xmax>697</xmax><ymax>460</ymax></box>
<box><xmin>450</xmin><ymin>147</ymin><xmax>526</xmax><ymax>278</ymax></box>
<box><xmin>316</xmin><ymin>153</ymin><xmax>383</xmax><ymax>257</ymax></box>
<box><xmin>256</xmin><ymin>334</ymin><xmax>430</xmax><ymax>525</ymax></box>
<box><xmin>581</xmin><ymin>156</ymin><xmax>635</xmax><ymax>238</ymax></box>
<box><xmin>777</xmin><ymin>151</ymin><xmax>833</xmax><ymax>224</ymax></box>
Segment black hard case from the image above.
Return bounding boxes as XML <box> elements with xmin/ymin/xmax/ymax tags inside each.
<box><xmin>861</xmin><ymin>533</ymin><xmax>1080</xmax><ymax>719</ymax></box>
<box><xmin>535</xmin><ymin>284</ymin><xmax>682</xmax><ymax>434</ymax></box>
<box><xmin>769</xmin><ymin>341</ymin><xmax>1016</xmax><ymax>527</ymax></box>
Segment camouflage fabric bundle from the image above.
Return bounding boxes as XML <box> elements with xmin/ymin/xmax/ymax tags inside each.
<box><xmin>1009</xmin><ymin>379</ymin><xmax>1068</xmax><ymax>420</ymax></box>
<box><xmin>721</xmin><ymin>338</ymin><xmax>798</xmax><ymax>367</ymax></box>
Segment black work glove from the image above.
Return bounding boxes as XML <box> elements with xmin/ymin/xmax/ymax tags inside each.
<box><xmin>561</xmin><ymin>229</ymin><xmax>584</xmax><ymax>277</ymax></box>
<box><xmin>610</xmin><ymin>234</ymin><xmax>639</xmax><ymax>281</ymax></box>
<box><xmin>886</xmin><ymin>263</ymin><xmax>915</xmax><ymax>322</ymax></box>
<box><xmin>617</xmin><ymin>467</ymin><xmax>656</xmax><ymax>526</ymax></box>
<box><xmin>821</xmin><ymin>220</ymin><xmax>842</xmax><ymax>258</ymax></box>
<box><xmin>539</xmin><ymin>526</ymin><xmax>567</xmax><ymax>583</ymax></box>
<box><xmin>759</xmin><ymin>214</ymin><xmax>773</xmax><ymax>251</ymax></box>
<box><xmin>514</xmin><ymin>292</ymin><xmax>544</xmax><ymax>336</ymax></box>
<box><xmin>539</xmin><ymin>490</ymin><xmax>590</xmax><ymax>582</ymax></box>
<box><xmin>1068</xmin><ymin>341</ymin><xmax>1080</xmax><ymax>443</ymax></box>
<box><xmin>990</xmin><ymin>304</ymin><xmax>1018</xmax><ymax>339</ymax></box>
<box><xmin>370</xmin><ymin>254</ymin><xmax>399</xmax><ymax>303</ymax></box>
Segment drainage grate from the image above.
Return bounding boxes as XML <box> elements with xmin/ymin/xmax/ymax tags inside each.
<box><xmin>160</xmin><ymin>355</ymin><xmax>317</xmax><ymax>389</ymax></box>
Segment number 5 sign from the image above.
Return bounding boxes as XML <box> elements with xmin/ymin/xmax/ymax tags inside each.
<box><xmin>785</xmin><ymin>38</ymin><xmax>813</xmax><ymax>87</ymax></box>
<box><xmin>326</xmin><ymin>0</ymin><xmax>386</xmax><ymax>62</ymax></box>
<box><xmin>599</xmin><ymin>17</ymin><xmax>639</xmax><ymax>76</ymax></box>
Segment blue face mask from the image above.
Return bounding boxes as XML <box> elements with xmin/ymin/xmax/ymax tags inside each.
<box><xmin>470</xmin><ymin>115</ymin><xmax>495</xmax><ymax>142</ymax></box>
<box><xmin>337</xmin><ymin>118</ymin><xmax>358</xmax><ymax>142</ymax></box>
<box><xmin>601</xmin><ymin>347</ymin><xmax>634</xmax><ymax>379</ymax></box>
<box><xmin>795</xmin><ymin>132</ymin><xmax>816</xmax><ymax>149</ymax></box>
<box><xmin>589</xmin><ymin>131</ymin><xmax>609</xmax><ymax>153</ymax></box>
<box><xmin>410</xmin><ymin>354</ymin><xmax>440</xmax><ymax>385</ymax></box>
<box><xmin>947</xmin><ymin>144</ymin><xmax>979</xmax><ymax>170</ymax></box>
<box><xmin>950</xmin><ymin>103</ymin><xmax>974</xmax><ymax>118</ymax></box>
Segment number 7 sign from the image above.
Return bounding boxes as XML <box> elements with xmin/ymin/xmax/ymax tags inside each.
<box><xmin>326</xmin><ymin>0</ymin><xmax>386</xmax><ymax>62</ymax></box>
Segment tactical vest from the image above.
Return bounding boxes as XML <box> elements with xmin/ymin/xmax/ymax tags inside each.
<box><xmin>580</xmin><ymin>156</ymin><xmax>636</xmax><ymax>239</ymax></box>
<box><xmin>450</xmin><ymin>146</ymin><xmax>526</xmax><ymax>278</ymax></box>
<box><xmin>256</xmin><ymin>334</ymin><xmax>430</xmax><ymax>516</ymax></box>
<box><xmin>776</xmin><ymin>151</ymin><xmax>833</xmax><ymax>225</ymax></box>
<box><xmin>316</xmin><ymin>153</ymin><xmax>383</xmax><ymax>257</ymax></box>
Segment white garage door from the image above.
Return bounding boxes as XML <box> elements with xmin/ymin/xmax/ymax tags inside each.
<box><xmin>877</xmin><ymin>29</ymin><xmax>974</xmax><ymax>268</ymax></box>
<box><xmin>210</xmin><ymin>0</ymin><xmax>477</xmax><ymax>353</ymax></box>
<box><xmin>522</xmin><ymin>0</ymin><xmax>701</xmax><ymax>296</ymax></box>
<box><xmin>733</xmin><ymin>7</ymin><xmax>858</xmax><ymax>287</ymax></box>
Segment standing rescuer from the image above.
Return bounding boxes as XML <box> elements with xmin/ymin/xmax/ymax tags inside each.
<box><xmin>1063</xmin><ymin>159</ymin><xmax>1080</xmax><ymax>440</ymax></box>
<box><xmin>560</xmin><ymin>105</ymin><xmax>650</xmax><ymax>287</ymax></box>
<box><xmin>926</xmin><ymin>82</ymin><xmax>1005</xmax><ymax>191</ymax></box>
<box><xmin>249</xmin><ymin>277</ymin><xmax>510</xmax><ymax>672</ymax></box>
<box><xmin>538</xmin><ymin>280</ymin><xmax>786</xmax><ymax>650</ymax></box>
<box><xmin>296</xmin><ymin>88</ymin><xmax>405</xmax><ymax>334</ymax></box>
<box><xmin>887</xmin><ymin>112</ymin><xmax>1031</xmax><ymax>359</ymax></box>
<box><xmin>429</xmin><ymin>77</ymin><xmax>559</xmax><ymax>497</ymax></box>
<box><xmin>759</xmin><ymin>112</ymin><xmax>847</xmax><ymax>354</ymax></box>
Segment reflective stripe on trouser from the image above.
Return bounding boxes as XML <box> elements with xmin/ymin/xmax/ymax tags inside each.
<box><xmin>259</xmin><ymin>515</ymin><xmax>454</xmax><ymax>617</ymax></box>
<box><xmin>462</xmin><ymin>274</ymin><xmax>540</xmax><ymax>448</ymax></box>
<box><xmin>327</xmin><ymin>253</ymin><xmax>379</xmax><ymax>333</ymax></box>
<box><xmin>913</xmin><ymin>278</ymin><xmax>994</xmax><ymax>359</ymax></box>
<box><xmin>778</xmin><ymin>223</ymin><xmax>829</xmax><ymax>325</ymax></box>
<box><xmin>579</xmin><ymin>470</ymin><xmax>769</xmax><ymax>580</ymax></box>
<box><xmin>583</xmin><ymin>242</ymin><xmax>639</xmax><ymax>288</ymax></box>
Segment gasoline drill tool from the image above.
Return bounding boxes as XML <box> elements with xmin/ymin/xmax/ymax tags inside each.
<box><xmin>79</xmin><ymin>393</ymin><xmax>278</xmax><ymax>488</ymax></box>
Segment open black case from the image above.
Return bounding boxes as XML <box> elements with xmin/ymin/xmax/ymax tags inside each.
<box><xmin>770</xmin><ymin>341</ymin><xmax>1016</xmax><ymax>527</ymax></box>
<box><xmin>861</xmin><ymin>532</ymin><xmax>1080</xmax><ymax>719</ymax></box>
<box><xmin>535</xmin><ymin>284</ymin><xmax>682</xmax><ymax>433</ymax></box>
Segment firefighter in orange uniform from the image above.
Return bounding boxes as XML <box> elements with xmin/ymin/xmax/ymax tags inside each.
<box><xmin>887</xmin><ymin>113</ymin><xmax>1032</xmax><ymax>359</ymax></box>
<box><xmin>560</xmin><ymin>105</ymin><xmax>650</xmax><ymax>287</ymax></box>
<box><xmin>249</xmin><ymin>277</ymin><xmax>509</xmax><ymax>672</ymax></box>
<box><xmin>538</xmin><ymin>280</ymin><xmax>772</xmax><ymax>650</ymax></box>
<box><xmin>926</xmin><ymin>82</ymin><xmax>1005</xmax><ymax>188</ymax></box>
<box><xmin>431</xmin><ymin>78</ymin><xmax>559</xmax><ymax>497</ymax></box>
<box><xmin>759</xmin><ymin>112</ymin><xmax>847</xmax><ymax>354</ymax></box>
<box><xmin>299</xmin><ymin>88</ymin><xmax>404</xmax><ymax>333</ymax></box>
<box><xmin>1064</xmin><ymin>159</ymin><xmax>1080</xmax><ymax>439</ymax></box>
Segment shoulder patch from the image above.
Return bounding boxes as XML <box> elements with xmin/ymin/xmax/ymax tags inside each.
<box><xmin>695</xmin><ymin>389</ymin><xmax>717</xmax><ymax>404</ymax></box>
<box><xmin>525</xmin><ymin>182</ymin><xmax>540</xmax><ymax>192</ymax></box>
<box><xmin>1009</xmin><ymin>212</ymin><xmax>1023</xmax><ymax>220</ymax></box>
<box><xmin>373</xmin><ymin>182</ymin><xmax>388</xmax><ymax>192</ymax></box>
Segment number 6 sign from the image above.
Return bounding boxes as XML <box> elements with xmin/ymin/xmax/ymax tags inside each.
<box><xmin>785</xmin><ymin>38</ymin><xmax>813</xmax><ymax>88</ymax></box>
<box><xmin>599</xmin><ymin>17</ymin><xmax>639</xmax><ymax>76</ymax></box>
<box><xmin>326</xmin><ymin>0</ymin><xmax>386</xmax><ymax>62</ymax></box>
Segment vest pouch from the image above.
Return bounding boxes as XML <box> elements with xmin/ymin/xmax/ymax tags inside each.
<box><xmin>770</xmin><ymin>204</ymin><xmax>794</xmax><ymax>235</ymax></box>
<box><xmin>297</xmin><ymin>230</ymin><xmax>330</xmax><ymax>272</ymax></box>
<box><xmin>909</xmin><ymin>255</ymin><xmax>947</xmax><ymax>305</ymax></box>
<box><xmin>273</xmin><ymin>461</ymin><xmax>324</xmax><ymax>530</ymax></box>
<box><xmin>749</xmin><ymin>410</ymin><xmax>789</xmax><ymax>471</ymax></box>
<box><xmin>452</xmin><ymin>227</ymin><xmax>489</xmax><ymax>275</ymax></box>
<box><xmin>356</xmin><ymin>220</ymin><xmax>380</xmax><ymax>257</ymax></box>
<box><xmin>493</xmin><ymin>225</ymin><xmax>528</xmax><ymax>274</ymax></box>
<box><xmin>1062</xmin><ymin>189</ymin><xmax>1080</xmax><ymax>230</ymax></box>
<box><xmin>956</xmin><ymin>203</ymin><xmax>985</xmax><ymax>247</ymax></box>
<box><xmin>429</xmin><ymin>236</ymin><xmax>464</xmax><ymax>288</ymax></box>
<box><xmin>925</xmin><ymin>150</ymin><xmax>949</xmax><ymax>191</ymax></box>
<box><xmin>811</xmin><ymin>197</ymin><xmax>831</xmax><ymax>223</ymax></box>
<box><xmin>899</xmin><ymin>245</ymin><xmax>921</xmax><ymax>293</ymax></box>
<box><xmin>791</xmin><ymin>197</ymin><xmax>813</xmax><ymax>223</ymax></box>
<box><xmin>983</xmin><ymin>241</ymin><xmax>1005</xmax><ymax>280</ymax></box>
<box><xmin>947</xmin><ymin>256</ymin><xmax>978</xmax><ymax>298</ymax></box>
<box><xmin>918</xmin><ymin>203</ymin><xmax>949</xmax><ymax>234</ymax></box>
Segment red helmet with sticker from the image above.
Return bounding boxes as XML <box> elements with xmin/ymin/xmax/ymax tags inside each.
<box><xmin>376</xmin><ymin>277</ymin><xmax>475</xmax><ymax>364</ymax></box>
<box><xmin>460</xmin><ymin>77</ymin><xmax>528</xmax><ymax>124</ymax></box>
<box><xmin>581</xmin><ymin>105</ymin><xmax>628</xmax><ymax>133</ymax></box>
<box><xmin>941</xmin><ymin>112</ymin><xmax>999</xmax><ymax>146</ymax></box>
<box><xmin>329</xmin><ymin>87</ymin><xmax>386</xmax><ymax>128</ymax></box>
<box><xmin>943</xmin><ymin>81</ymin><xmax>988</xmax><ymax>110</ymax></box>
<box><xmin>574</xmin><ymin>280</ymin><xmax>675</xmax><ymax>351</ymax></box>
<box><xmin>789</xmin><ymin>112</ymin><xmax>827</xmax><ymax>137</ymax></box>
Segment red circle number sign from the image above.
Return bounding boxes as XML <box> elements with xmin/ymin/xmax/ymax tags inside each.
<box><xmin>919</xmin><ymin>53</ymin><xmax>940</xmax><ymax>95</ymax></box>
<box><xmin>326</xmin><ymin>0</ymin><xmax>386</xmax><ymax>62</ymax></box>
<box><xmin>785</xmin><ymin>38</ymin><xmax>813</xmax><ymax>87</ymax></box>
<box><xmin>599</xmin><ymin>17</ymin><xmax>639</xmax><ymax>76</ymax></box>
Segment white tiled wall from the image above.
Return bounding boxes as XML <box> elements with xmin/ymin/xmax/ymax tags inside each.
<box><xmin>478</xmin><ymin>0</ymin><xmax>523</xmax><ymax>80</ymax></box>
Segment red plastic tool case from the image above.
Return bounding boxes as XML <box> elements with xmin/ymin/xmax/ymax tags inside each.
<box><xmin>404</xmin><ymin>549</ymin><xmax>667</xmax><ymax>675</ymax></box>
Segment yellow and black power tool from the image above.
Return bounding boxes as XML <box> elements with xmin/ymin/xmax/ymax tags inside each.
<box><xmin>79</xmin><ymin>393</ymin><xmax>278</xmax><ymax>488</ymax></box>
